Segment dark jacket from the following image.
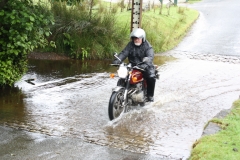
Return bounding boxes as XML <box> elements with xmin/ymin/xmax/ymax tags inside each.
<box><xmin>117</xmin><ymin>40</ymin><xmax>155</xmax><ymax>78</ymax></box>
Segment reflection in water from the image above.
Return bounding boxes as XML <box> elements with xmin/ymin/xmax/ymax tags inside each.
<box><xmin>1</xmin><ymin>59</ymin><xmax>109</xmax><ymax>125</ymax></box>
<box><xmin>0</xmin><ymin>56</ymin><xmax>173</xmax><ymax>127</ymax></box>
<box><xmin>27</xmin><ymin>59</ymin><xmax>115</xmax><ymax>81</ymax></box>
<box><xmin>0</xmin><ymin>56</ymin><xmax>172</xmax><ymax>125</ymax></box>
<box><xmin>0</xmin><ymin>86</ymin><xmax>26</xmax><ymax>123</ymax></box>
<box><xmin>5</xmin><ymin>55</ymin><xmax>238</xmax><ymax>159</ymax></box>
<box><xmin>0</xmin><ymin>55</ymin><xmax>175</xmax><ymax>157</ymax></box>
<box><xmin>27</xmin><ymin>56</ymin><xmax>174</xmax><ymax>80</ymax></box>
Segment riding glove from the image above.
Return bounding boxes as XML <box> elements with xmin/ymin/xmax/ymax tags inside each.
<box><xmin>137</xmin><ymin>63</ymin><xmax>148</xmax><ymax>70</ymax></box>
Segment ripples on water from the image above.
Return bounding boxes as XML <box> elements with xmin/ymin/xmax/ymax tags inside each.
<box><xmin>0</xmin><ymin>56</ymin><xmax>181</xmax><ymax>159</ymax></box>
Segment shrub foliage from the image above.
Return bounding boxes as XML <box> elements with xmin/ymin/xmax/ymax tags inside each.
<box><xmin>0</xmin><ymin>0</ymin><xmax>198</xmax><ymax>86</ymax></box>
<box><xmin>48</xmin><ymin>1</ymin><xmax>129</xmax><ymax>60</ymax></box>
<box><xmin>0</xmin><ymin>0</ymin><xmax>54</xmax><ymax>86</ymax></box>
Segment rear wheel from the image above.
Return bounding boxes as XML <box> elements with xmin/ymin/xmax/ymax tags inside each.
<box><xmin>108</xmin><ymin>89</ymin><xmax>125</xmax><ymax>120</ymax></box>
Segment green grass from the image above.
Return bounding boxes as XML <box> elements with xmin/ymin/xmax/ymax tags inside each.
<box><xmin>145</xmin><ymin>7</ymin><xmax>198</xmax><ymax>52</ymax></box>
<box><xmin>190</xmin><ymin>100</ymin><xmax>240</xmax><ymax>160</ymax></box>
<box><xmin>114</xmin><ymin>5</ymin><xmax>199</xmax><ymax>53</ymax></box>
<box><xmin>187</xmin><ymin>0</ymin><xmax>202</xmax><ymax>4</ymax></box>
<box><xmin>32</xmin><ymin>0</ymin><xmax>199</xmax><ymax>59</ymax></box>
<box><xmin>188</xmin><ymin>0</ymin><xmax>201</xmax><ymax>1</ymax></box>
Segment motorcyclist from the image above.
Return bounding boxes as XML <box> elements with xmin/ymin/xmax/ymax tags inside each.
<box><xmin>112</xmin><ymin>28</ymin><xmax>156</xmax><ymax>102</ymax></box>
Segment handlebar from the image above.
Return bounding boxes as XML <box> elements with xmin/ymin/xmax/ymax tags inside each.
<box><xmin>133</xmin><ymin>66</ymin><xmax>145</xmax><ymax>71</ymax></box>
<box><xmin>110</xmin><ymin>64</ymin><xmax>120</xmax><ymax>66</ymax></box>
<box><xmin>114</xmin><ymin>52</ymin><xmax>122</xmax><ymax>62</ymax></box>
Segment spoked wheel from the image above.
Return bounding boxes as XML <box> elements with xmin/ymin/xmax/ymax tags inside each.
<box><xmin>108</xmin><ymin>89</ymin><xmax>125</xmax><ymax>120</ymax></box>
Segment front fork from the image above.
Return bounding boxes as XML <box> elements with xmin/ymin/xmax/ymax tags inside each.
<box><xmin>123</xmin><ymin>76</ymin><xmax>131</xmax><ymax>112</ymax></box>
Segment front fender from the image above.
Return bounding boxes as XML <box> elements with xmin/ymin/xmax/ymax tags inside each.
<box><xmin>112</xmin><ymin>86</ymin><xmax>124</xmax><ymax>92</ymax></box>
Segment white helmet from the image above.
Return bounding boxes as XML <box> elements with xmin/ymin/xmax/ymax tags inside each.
<box><xmin>130</xmin><ymin>28</ymin><xmax>146</xmax><ymax>42</ymax></box>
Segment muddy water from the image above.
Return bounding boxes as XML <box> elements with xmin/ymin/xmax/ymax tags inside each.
<box><xmin>1</xmin><ymin>55</ymin><xmax>240</xmax><ymax>159</ymax></box>
<box><xmin>82</xmin><ymin>58</ymin><xmax>240</xmax><ymax>159</ymax></box>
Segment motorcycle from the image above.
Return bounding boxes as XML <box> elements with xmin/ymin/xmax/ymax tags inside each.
<box><xmin>108</xmin><ymin>53</ymin><xmax>159</xmax><ymax>120</ymax></box>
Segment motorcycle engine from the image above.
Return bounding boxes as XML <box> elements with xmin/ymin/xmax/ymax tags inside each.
<box><xmin>131</xmin><ymin>91</ymin><xmax>144</xmax><ymax>102</ymax></box>
<box><xmin>131</xmin><ymin>83</ymin><xmax>144</xmax><ymax>103</ymax></box>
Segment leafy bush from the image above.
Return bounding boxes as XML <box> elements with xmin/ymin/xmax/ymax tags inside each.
<box><xmin>0</xmin><ymin>0</ymin><xmax>54</xmax><ymax>86</ymax></box>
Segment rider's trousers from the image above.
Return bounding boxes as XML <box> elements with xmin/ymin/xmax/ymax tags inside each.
<box><xmin>146</xmin><ymin>77</ymin><xmax>156</xmax><ymax>97</ymax></box>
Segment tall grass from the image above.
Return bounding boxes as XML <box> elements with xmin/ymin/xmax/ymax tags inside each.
<box><xmin>48</xmin><ymin>1</ymin><xmax>129</xmax><ymax>59</ymax></box>
<box><xmin>140</xmin><ymin>6</ymin><xmax>197</xmax><ymax>53</ymax></box>
<box><xmin>35</xmin><ymin>1</ymin><xmax>198</xmax><ymax>59</ymax></box>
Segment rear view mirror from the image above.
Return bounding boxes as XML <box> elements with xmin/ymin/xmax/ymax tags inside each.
<box><xmin>113</xmin><ymin>52</ymin><xmax>121</xmax><ymax>62</ymax></box>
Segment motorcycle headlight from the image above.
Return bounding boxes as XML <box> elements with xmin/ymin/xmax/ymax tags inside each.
<box><xmin>117</xmin><ymin>66</ymin><xmax>128</xmax><ymax>78</ymax></box>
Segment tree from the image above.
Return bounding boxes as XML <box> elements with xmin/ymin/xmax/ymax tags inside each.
<box><xmin>159</xmin><ymin>0</ymin><xmax>163</xmax><ymax>14</ymax></box>
<box><xmin>0</xmin><ymin>0</ymin><xmax>54</xmax><ymax>87</ymax></box>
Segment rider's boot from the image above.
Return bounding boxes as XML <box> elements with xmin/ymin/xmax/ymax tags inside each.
<box><xmin>146</xmin><ymin>77</ymin><xmax>156</xmax><ymax>102</ymax></box>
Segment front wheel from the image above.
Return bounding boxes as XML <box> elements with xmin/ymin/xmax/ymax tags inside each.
<box><xmin>108</xmin><ymin>89</ymin><xmax>125</xmax><ymax>120</ymax></box>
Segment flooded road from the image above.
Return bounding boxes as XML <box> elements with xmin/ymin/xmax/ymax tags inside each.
<box><xmin>1</xmin><ymin>58</ymin><xmax>240</xmax><ymax>159</ymax></box>
<box><xmin>1</xmin><ymin>0</ymin><xmax>240</xmax><ymax>159</ymax></box>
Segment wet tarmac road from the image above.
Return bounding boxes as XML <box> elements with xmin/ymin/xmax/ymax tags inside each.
<box><xmin>1</xmin><ymin>0</ymin><xmax>240</xmax><ymax>159</ymax></box>
<box><xmin>172</xmin><ymin>0</ymin><xmax>240</xmax><ymax>57</ymax></box>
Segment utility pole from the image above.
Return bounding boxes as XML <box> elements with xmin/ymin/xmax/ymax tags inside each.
<box><xmin>130</xmin><ymin>0</ymin><xmax>143</xmax><ymax>32</ymax></box>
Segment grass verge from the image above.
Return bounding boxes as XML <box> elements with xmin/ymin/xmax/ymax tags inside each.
<box><xmin>97</xmin><ymin>3</ymin><xmax>199</xmax><ymax>53</ymax></box>
<box><xmin>35</xmin><ymin>1</ymin><xmax>199</xmax><ymax>59</ymax></box>
<box><xmin>190</xmin><ymin>99</ymin><xmax>240</xmax><ymax>160</ymax></box>
<box><xmin>141</xmin><ymin>6</ymin><xmax>199</xmax><ymax>52</ymax></box>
